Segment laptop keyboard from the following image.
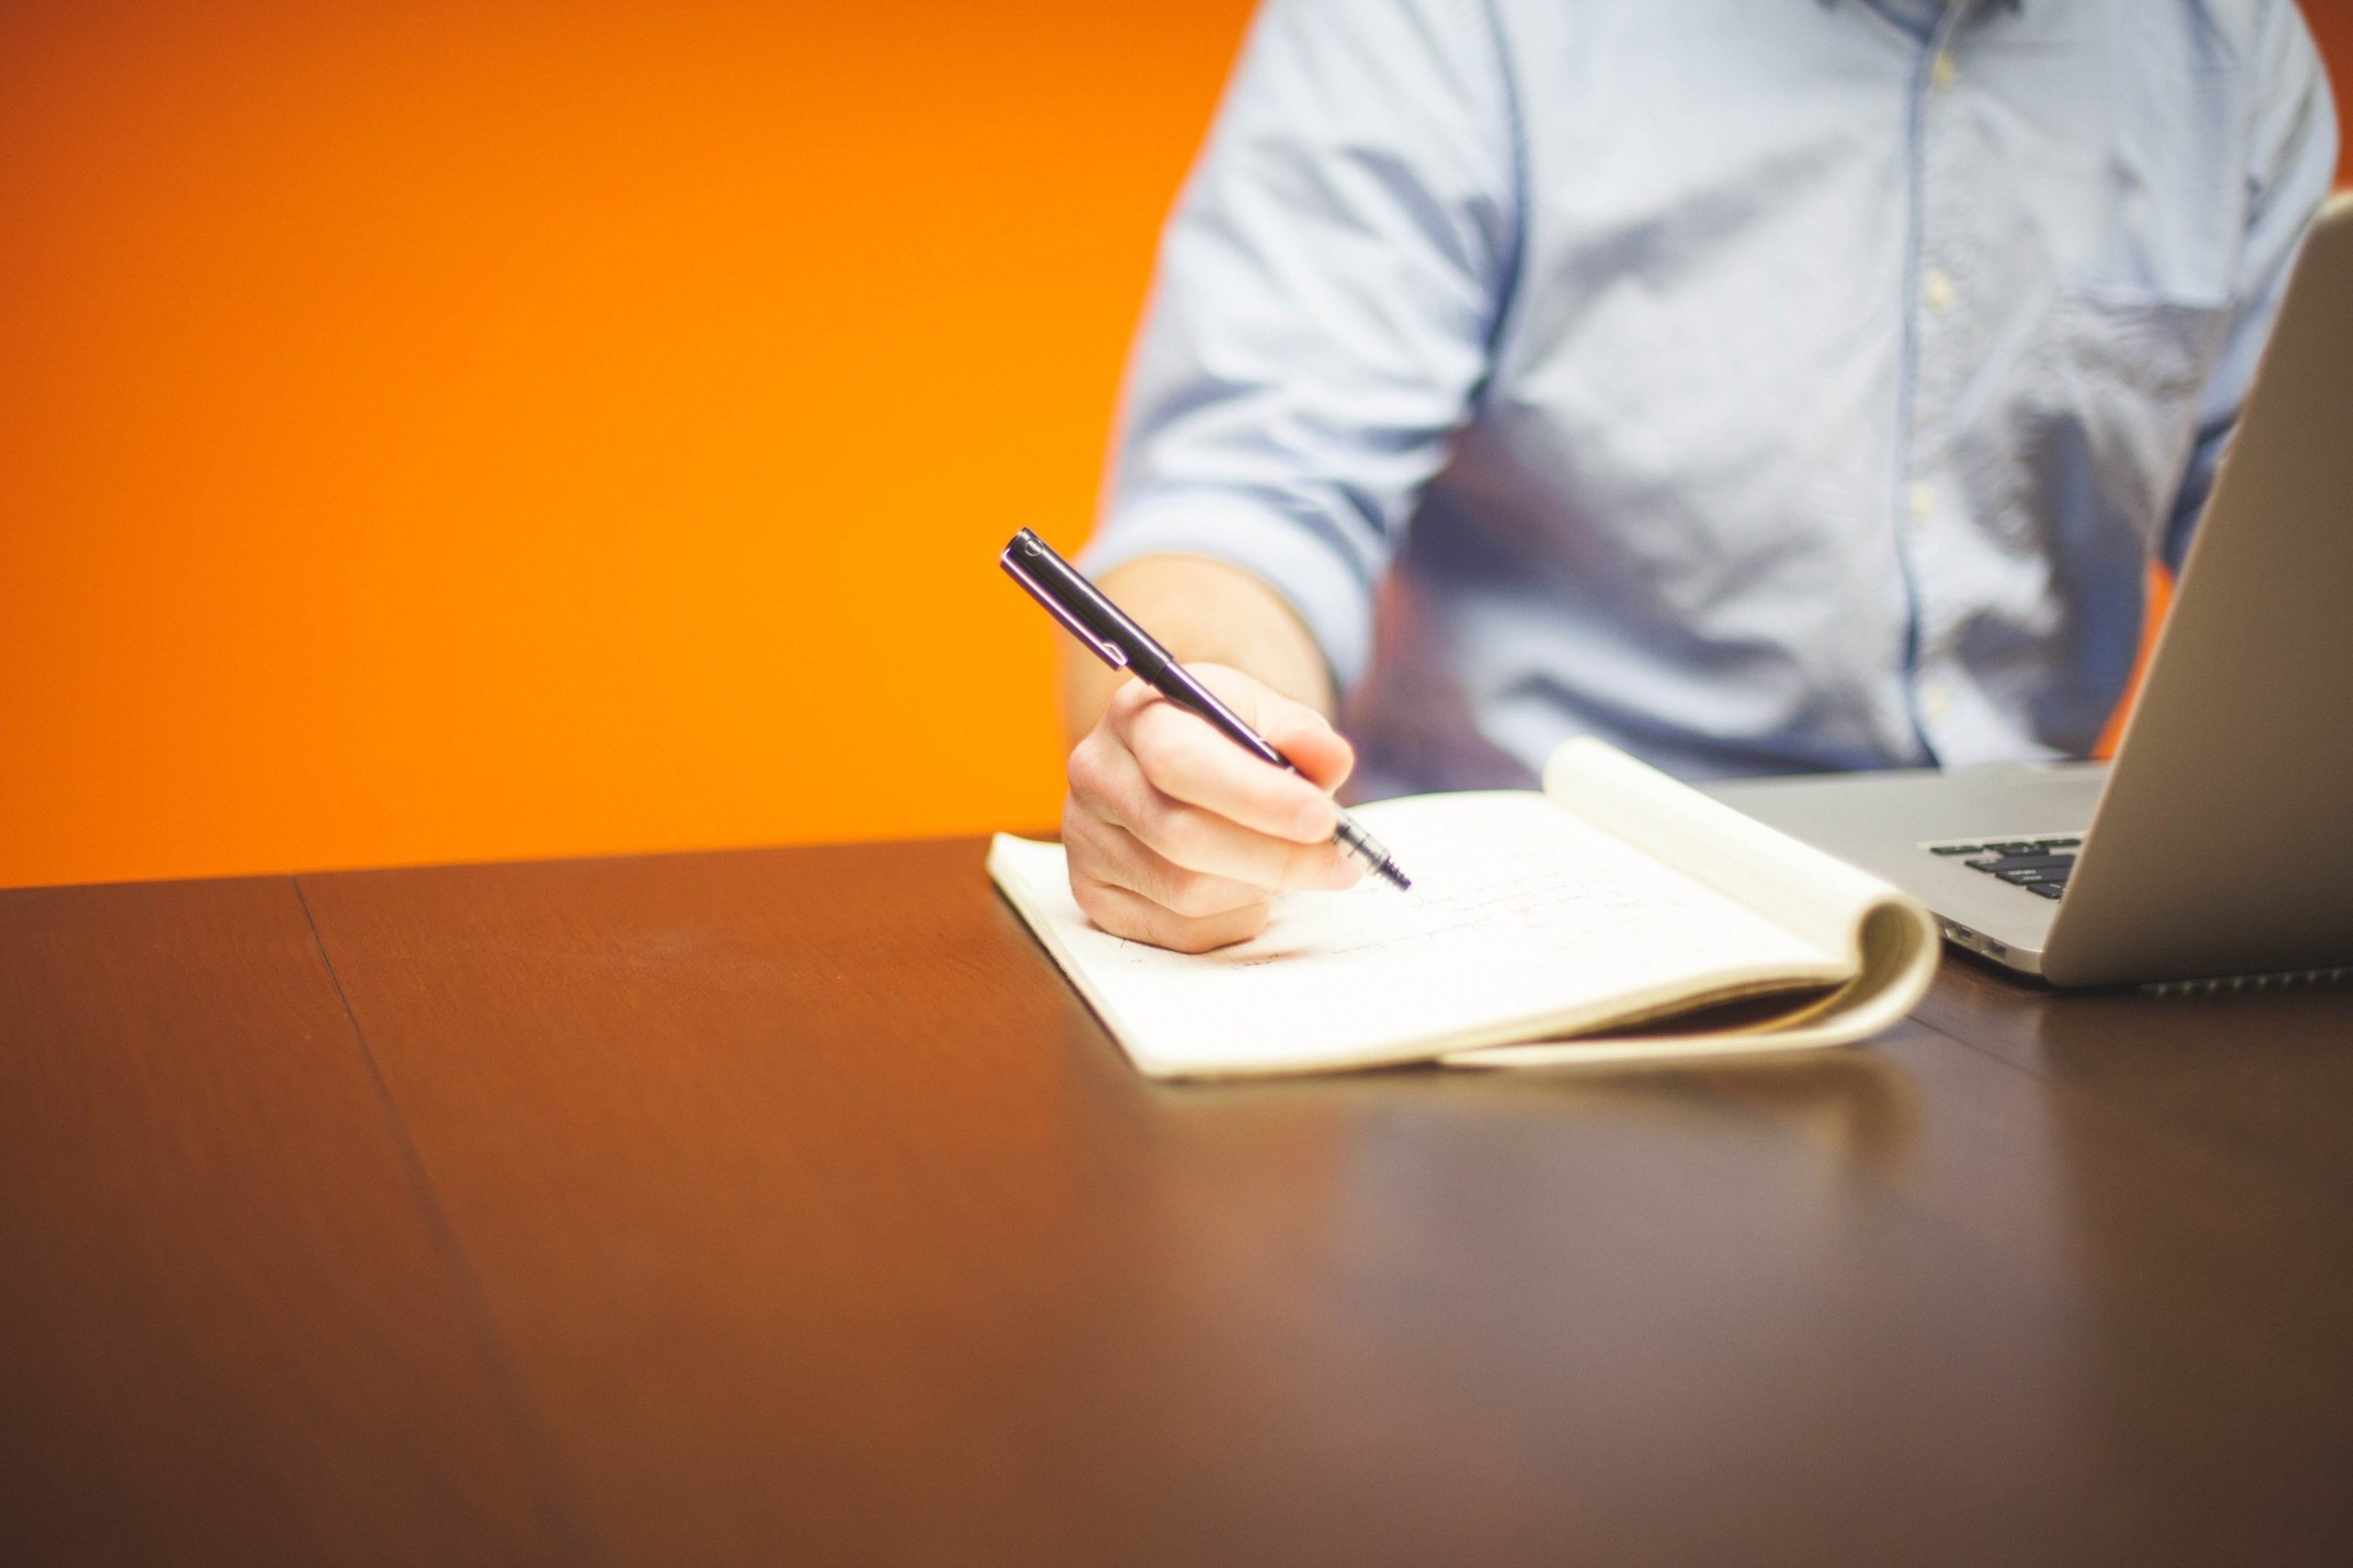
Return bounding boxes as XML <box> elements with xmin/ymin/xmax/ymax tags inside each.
<box><xmin>1924</xmin><ymin>835</ymin><xmax>2085</xmax><ymax>900</ymax></box>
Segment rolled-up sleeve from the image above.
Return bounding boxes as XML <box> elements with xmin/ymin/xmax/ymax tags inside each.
<box><xmin>2162</xmin><ymin>2</ymin><xmax>2339</xmax><ymax>574</ymax></box>
<box><xmin>1085</xmin><ymin>0</ymin><xmax>1521</xmax><ymax>691</ymax></box>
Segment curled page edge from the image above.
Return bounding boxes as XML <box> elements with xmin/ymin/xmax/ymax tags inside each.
<box><xmin>1441</xmin><ymin>741</ymin><xmax>1943</xmax><ymax>1070</ymax></box>
<box><xmin>1439</xmin><ymin>896</ymin><xmax>1940</xmax><ymax>1069</ymax></box>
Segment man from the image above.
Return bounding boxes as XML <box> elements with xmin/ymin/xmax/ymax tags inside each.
<box><xmin>1062</xmin><ymin>0</ymin><xmax>2338</xmax><ymax>952</ymax></box>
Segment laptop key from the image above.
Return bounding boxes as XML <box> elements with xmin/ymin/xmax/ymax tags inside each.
<box><xmin>1931</xmin><ymin>844</ymin><xmax>1984</xmax><ymax>855</ymax></box>
<box><xmin>1983</xmin><ymin>842</ymin><xmax>2042</xmax><ymax>856</ymax></box>
<box><xmin>1996</xmin><ymin>868</ymin><xmax>2056</xmax><ymax>884</ymax></box>
<box><xmin>1973</xmin><ymin>853</ymin><xmax>2076</xmax><ymax>874</ymax></box>
<box><xmin>2025</xmin><ymin>881</ymin><xmax>2064</xmax><ymax>899</ymax></box>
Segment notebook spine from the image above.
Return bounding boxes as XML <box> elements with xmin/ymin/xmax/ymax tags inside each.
<box><xmin>2140</xmin><ymin>963</ymin><xmax>2351</xmax><ymax>998</ymax></box>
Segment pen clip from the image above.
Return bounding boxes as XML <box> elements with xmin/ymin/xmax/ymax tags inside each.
<box><xmin>1001</xmin><ymin>547</ymin><xmax>1131</xmax><ymax>669</ymax></box>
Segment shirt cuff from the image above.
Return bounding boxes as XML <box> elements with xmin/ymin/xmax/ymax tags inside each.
<box><xmin>1079</xmin><ymin>493</ymin><xmax>1381</xmax><ymax>694</ymax></box>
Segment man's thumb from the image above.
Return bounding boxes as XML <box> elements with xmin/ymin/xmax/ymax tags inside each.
<box><xmin>1260</xmin><ymin>704</ymin><xmax>1355</xmax><ymax>793</ymax></box>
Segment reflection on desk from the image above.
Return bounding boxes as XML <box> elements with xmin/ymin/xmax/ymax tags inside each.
<box><xmin>4</xmin><ymin>840</ymin><xmax>2350</xmax><ymax>1566</ymax></box>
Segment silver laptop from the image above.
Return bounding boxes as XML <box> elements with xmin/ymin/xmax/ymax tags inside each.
<box><xmin>1703</xmin><ymin>194</ymin><xmax>2353</xmax><ymax>988</ymax></box>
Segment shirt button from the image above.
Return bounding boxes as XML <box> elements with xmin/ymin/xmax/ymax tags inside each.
<box><xmin>1909</xmin><ymin>483</ymin><xmax>1935</xmax><ymax>525</ymax></box>
<box><xmin>1920</xmin><ymin>679</ymin><xmax>1952</xmax><ymax>721</ymax></box>
<box><xmin>1931</xmin><ymin>51</ymin><xmax>1957</xmax><ymax>90</ymax></box>
<box><xmin>1924</xmin><ymin>269</ymin><xmax>1954</xmax><ymax>312</ymax></box>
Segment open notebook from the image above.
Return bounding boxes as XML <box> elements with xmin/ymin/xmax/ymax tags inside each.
<box><xmin>989</xmin><ymin>739</ymin><xmax>1941</xmax><ymax>1079</ymax></box>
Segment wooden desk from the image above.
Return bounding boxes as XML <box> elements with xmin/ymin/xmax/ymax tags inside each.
<box><xmin>5</xmin><ymin>839</ymin><xmax>2351</xmax><ymax>1565</ymax></box>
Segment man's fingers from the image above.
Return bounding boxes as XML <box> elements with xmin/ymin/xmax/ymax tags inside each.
<box><xmin>1114</xmin><ymin>689</ymin><xmax>1345</xmax><ymax>844</ymax></box>
<box><xmin>1069</xmin><ymin>870</ymin><xmax>1271</xmax><ymax>954</ymax></box>
<box><xmin>1193</xmin><ymin>665</ymin><xmax>1357</xmax><ymax>794</ymax></box>
<box><xmin>1070</xmin><ymin>722</ymin><xmax>1358</xmax><ymax>892</ymax></box>
<box><xmin>1064</xmin><ymin>665</ymin><xmax>1364</xmax><ymax>953</ymax></box>
<box><xmin>1064</xmin><ymin>808</ymin><xmax>1282</xmax><ymax>920</ymax></box>
<box><xmin>1256</xmin><ymin>707</ymin><xmax>1354</xmax><ymax>793</ymax></box>
<box><xmin>1138</xmin><ymin>799</ymin><xmax>1360</xmax><ymax>892</ymax></box>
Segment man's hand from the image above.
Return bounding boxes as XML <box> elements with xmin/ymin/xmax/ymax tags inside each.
<box><xmin>1063</xmin><ymin>665</ymin><xmax>1363</xmax><ymax>952</ymax></box>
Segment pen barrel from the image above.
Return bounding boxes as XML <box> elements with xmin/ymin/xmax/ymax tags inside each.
<box><xmin>998</xmin><ymin>528</ymin><xmax>1410</xmax><ymax>890</ymax></box>
<box><xmin>1139</xmin><ymin>663</ymin><xmax>1290</xmax><ymax>770</ymax></box>
<box><xmin>1331</xmin><ymin>808</ymin><xmax>1410</xmax><ymax>891</ymax></box>
<box><xmin>1329</xmin><ymin>810</ymin><xmax>1382</xmax><ymax>863</ymax></box>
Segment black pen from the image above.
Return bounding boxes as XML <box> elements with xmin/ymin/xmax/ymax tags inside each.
<box><xmin>1000</xmin><ymin>528</ymin><xmax>1411</xmax><ymax>892</ymax></box>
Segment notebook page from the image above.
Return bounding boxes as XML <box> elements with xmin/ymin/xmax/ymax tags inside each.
<box><xmin>990</xmin><ymin>790</ymin><xmax>1843</xmax><ymax>1079</ymax></box>
<box><xmin>1421</xmin><ymin>738</ymin><xmax>1945</xmax><ymax>1067</ymax></box>
<box><xmin>1544</xmin><ymin>738</ymin><xmax>1903</xmax><ymax>957</ymax></box>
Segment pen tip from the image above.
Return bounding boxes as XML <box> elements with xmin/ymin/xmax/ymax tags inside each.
<box><xmin>1378</xmin><ymin>860</ymin><xmax>1412</xmax><ymax>892</ymax></box>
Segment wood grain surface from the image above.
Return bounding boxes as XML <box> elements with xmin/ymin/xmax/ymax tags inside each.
<box><xmin>0</xmin><ymin>877</ymin><xmax>587</xmax><ymax>1565</ymax></box>
<box><xmin>7</xmin><ymin>842</ymin><xmax>2352</xmax><ymax>1565</ymax></box>
<box><xmin>294</xmin><ymin>839</ymin><xmax>2353</xmax><ymax>1568</ymax></box>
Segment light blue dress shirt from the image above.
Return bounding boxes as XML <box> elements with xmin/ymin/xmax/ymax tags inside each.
<box><xmin>1085</xmin><ymin>0</ymin><xmax>2338</xmax><ymax>793</ymax></box>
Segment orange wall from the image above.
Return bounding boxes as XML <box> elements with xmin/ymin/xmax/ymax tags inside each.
<box><xmin>2317</xmin><ymin>3</ymin><xmax>2353</xmax><ymax>188</ymax></box>
<box><xmin>0</xmin><ymin>1</ymin><xmax>1257</xmax><ymax>888</ymax></box>
<box><xmin>3</xmin><ymin>3</ymin><xmax>2347</xmax><ymax>889</ymax></box>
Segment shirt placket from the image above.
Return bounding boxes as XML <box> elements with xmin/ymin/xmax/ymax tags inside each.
<box><xmin>1900</xmin><ymin>1</ymin><xmax>1981</xmax><ymax>758</ymax></box>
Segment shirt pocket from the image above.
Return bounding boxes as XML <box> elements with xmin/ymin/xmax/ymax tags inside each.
<box><xmin>2021</xmin><ymin>279</ymin><xmax>2234</xmax><ymax>551</ymax></box>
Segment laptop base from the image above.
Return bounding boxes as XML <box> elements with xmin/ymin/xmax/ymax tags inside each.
<box><xmin>1703</xmin><ymin>765</ymin><xmax>2106</xmax><ymax>981</ymax></box>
